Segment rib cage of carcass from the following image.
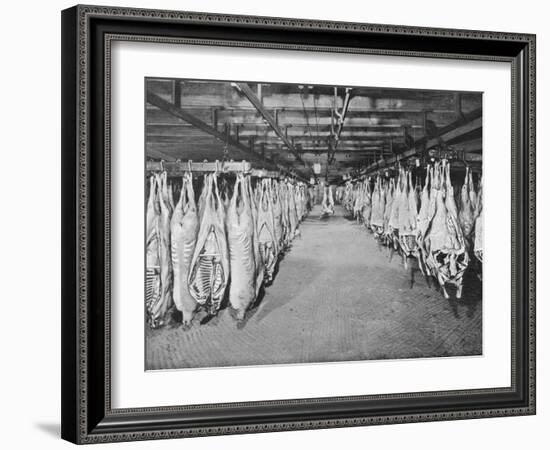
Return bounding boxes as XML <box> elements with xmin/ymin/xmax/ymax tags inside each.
<box><xmin>145</xmin><ymin>172</ymin><xmax>174</xmax><ymax>328</ymax></box>
<box><xmin>188</xmin><ymin>173</ymin><xmax>230</xmax><ymax>315</ymax></box>
<box><xmin>146</xmin><ymin>175</ymin><xmax>162</xmax><ymax>326</ymax></box>
<box><xmin>421</xmin><ymin>161</ymin><xmax>469</xmax><ymax>298</ymax></box>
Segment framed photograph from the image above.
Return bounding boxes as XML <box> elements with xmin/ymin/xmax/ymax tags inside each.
<box><xmin>61</xmin><ymin>4</ymin><xmax>536</xmax><ymax>444</ymax></box>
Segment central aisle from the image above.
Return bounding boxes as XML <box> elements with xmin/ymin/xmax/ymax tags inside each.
<box><xmin>146</xmin><ymin>204</ymin><xmax>482</xmax><ymax>370</ymax></box>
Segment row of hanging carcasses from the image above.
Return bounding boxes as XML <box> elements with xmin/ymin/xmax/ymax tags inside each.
<box><xmin>146</xmin><ymin>172</ymin><xmax>310</xmax><ymax>328</ymax></box>
<box><xmin>342</xmin><ymin>160</ymin><xmax>483</xmax><ymax>299</ymax></box>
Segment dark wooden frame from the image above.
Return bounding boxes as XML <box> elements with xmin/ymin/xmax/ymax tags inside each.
<box><xmin>61</xmin><ymin>4</ymin><xmax>536</xmax><ymax>444</ymax></box>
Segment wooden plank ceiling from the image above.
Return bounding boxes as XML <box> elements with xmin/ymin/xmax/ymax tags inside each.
<box><xmin>145</xmin><ymin>78</ymin><xmax>482</xmax><ymax>182</ymax></box>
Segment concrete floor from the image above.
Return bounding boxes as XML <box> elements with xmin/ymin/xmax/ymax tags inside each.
<box><xmin>145</xmin><ymin>205</ymin><xmax>482</xmax><ymax>370</ymax></box>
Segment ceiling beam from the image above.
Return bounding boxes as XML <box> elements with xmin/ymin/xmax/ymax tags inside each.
<box><xmin>146</xmin><ymin>125</ymin><xmax>415</xmax><ymax>139</ymax></box>
<box><xmin>267</xmin><ymin>150</ymin><xmax>387</xmax><ymax>157</ymax></box>
<box><xmin>147</xmin><ymin>104</ymin><xmax>459</xmax><ymax>116</ymax></box>
<box><xmin>234</xmin><ymin>83</ymin><xmax>309</xmax><ymax>170</ymax></box>
<box><xmin>146</xmin><ymin>91</ymin><xmax>307</xmax><ymax>180</ymax></box>
<box><xmin>147</xmin><ymin>108</ymin><xmax>462</xmax><ymax>128</ymax></box>
<box><xmin>147</xmin><ymin>123</ymin><xmax>424</xmax><ymax>131</ymax></box>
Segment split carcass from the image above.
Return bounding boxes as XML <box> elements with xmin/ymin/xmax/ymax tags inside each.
<box><xmin>421</xmin><ymin>161</ymin><xmax>469</xmax><ymax>298</ymax></box>
<box><xmin>188</xmin><ymin>174</ymin><xmax>230</xmax><ymax>315</ymax></box>
<box><xmin>170</xmin><ymin>173</ymin><xmax>199</xmax><ymax>326</ymax></box>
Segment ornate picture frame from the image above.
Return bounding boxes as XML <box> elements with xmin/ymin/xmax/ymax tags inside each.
<box><xmin>61</xmin><ymin>4</ymin><xmax>535</xmax><ymax>444</ymax></box>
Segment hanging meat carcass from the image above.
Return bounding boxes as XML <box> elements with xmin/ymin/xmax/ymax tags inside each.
<box><xmin>370</xmin><ymin>176</ymin><xmax>385</xmax><ymax>238</ymax></box>
<box><xmin>220</xmin><ymin>178</ymin><xmax>231</xmax><ymax>212</ymax></box>
<box><xmin>308</xmin><ymin>186</ymin><xmax>315</xmax><ymax>210</ymax></box>
<box><xmin>312</xmin><ymin>183</ymin><xmax>319</xmax><ymax>205</ymax></box>
<box><xmin>361</xmin><ymin>179</ymin><xmax>372</xmax><ymax>229</ymax></box>
<box><xmin>416</xmin><ymin>166</ymin><xmax>433</xmax><ymax>275</ymax></box>
<box><xmin>170</xmin><ymin>173</ymin><xmax>199</xmax><ymax>326</ymax></box>
<box><xmin>294</xmin><ymin>184</ymin><xmax>305</xmax><ymax>236</ymax></box>
<box><xmin>257</xmin><ymin>179</ymin><xmax>279</xmax><ymax>282</ymax></box>
<box><xmin>474</xmin><ymin>176</ymin><xmax>483</xmax><ymax>263</ymax></box>
<box><xmin>159</xmin><ymin>171</ymin><xmax>173</xmax><ymax>216</ymax></box>
<box><xmin>304</xmin><ymin>185</ymin><xmax>311</xmax><ymax>215</ymax></box>
<box><xmin>383</xmin><ymin>178</ymin><xmax>395</xmax><ymax>246</ymax></box>
<box><xmin>303</xmin><ymin>184</ymin><xmax>311</xmax><ymax>217</ymax></box>
<box><xmin>247</xmin><ymin>176</ymin><xmax>265</xmax><ymax>297</ymax></box>
<box><xmin>167</xmin><ymin>181</ymin><xmax>175</xmax><ymax>211</ymax></box>
<box><xmin>159</xmin><ymin>173</ymin><xmax>175</xmax><ymax>323</ymax></box>
<box><xmin>294</xmin><ymin>185</ymin><xmax>302</xmax><ymax>221</ymax></box>
<box><xmin>271</xmin><ymin>180</ymin><xmax>284</xmax><ymax>253</ymax></box>
<box><xmin>388</xmin><ymin>170</ymin><xmax>404</xmax><ymax>249</ymax></box>
<box><xmin>423</xmin><ymin>161</ymin><xmax>469</xmax><ymax>298</ymax></box>
<box><xmin>298</xmin><ymin>185</ymin><xmax>304</xmax><ymax>212</ymax></box>
<box><xmin>226</xmin><ymin>174</ymin><xmax>257</xmax><ymax>321</ymax></box>
<box><xmin>342</xmin><ymin>182</ymin><xmax>352</xmax><ymax>212</ymax></box>
<box><xmin>145</xmin><ymin>175</ymin><xmax>162</xmax><ymax>327</ymax></box>
<box><xmin>398</xmin><ymin>171</ymin><xmax>420</xmax><ymax>267</ymax></box>
<box><xmin>327</xmin><ymin>184</ymin><xmax>335</xmax><ymax>211</ymax></box>
<box><xmin>287</xmin><ymin>182</ymin><xmax>299</xmax><ymax>236</ymax></box>
<box><xmin>197</xmin><ymin>173</ymin><xmax>209</xmax><ymax>218</ymax></box>
<box><xmin>353</xmin><ymin>183</ymin><xmax>363</xmax><ymax>222</ymax></box>
<box><xmin>279</xmin><ymin>182</ymin><xmax>291</xmax><ymax>247</ymax></box>
<box><xmin>321</xmin><ymin>184</ymin><xmax>334</xmax><ymax>215</ymax></box>
<box><xmin>188</xmin><ymin>174</ymin><xmax>230</xmax><ymax>315</ymax></box>
<box><xmin>469</xmin><ymin>170</ymin><xmax>478</xmax><ymax>212</ymax></box>
<box><xmin>458</xmin><ymin>167</ymin><xmax>476</xmax><ymax>249</ymax></box>
<box><xmin>146</xmin><ymin>172</ymin><xmax>174</xmax><ymax>327</ymax></box>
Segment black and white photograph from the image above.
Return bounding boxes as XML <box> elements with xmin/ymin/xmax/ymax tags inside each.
<box><xmin>144</xmin><ymin>78</ymin><xmax>483</xmax><ymax>370</ymax></box>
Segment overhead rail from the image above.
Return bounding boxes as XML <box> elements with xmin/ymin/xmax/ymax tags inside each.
<box><xmin>361</xmin><ymin>107</ymin><xmax>482</xmax><ymax>176</ymax></box>
<box><xmin>146</xmin><ymin>160</ymin><xmax>289</xmax><ymax>180</ymax></box>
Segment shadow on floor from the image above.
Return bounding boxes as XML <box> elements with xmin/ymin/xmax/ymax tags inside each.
<box><xmin>435</xmin><ymin>267</ymin><xmax>482</xmax><ymax>319</ymax></box>
<box><xmin>35</xmin><ymin>423</ymin><xmax>60</xmax><ymax>438</ymax></box>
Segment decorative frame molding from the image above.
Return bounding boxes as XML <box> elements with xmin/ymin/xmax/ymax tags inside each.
<box><xmin>61</xmin><ymin>4</ymin><xmax>536</xmax><ymax>444</ymax></box>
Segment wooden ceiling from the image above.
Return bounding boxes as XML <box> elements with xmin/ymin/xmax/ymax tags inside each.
<box><xmin>145</xmin><ymin>78</ymin><xmax>482</xmax><ymax>181</ymax></box>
